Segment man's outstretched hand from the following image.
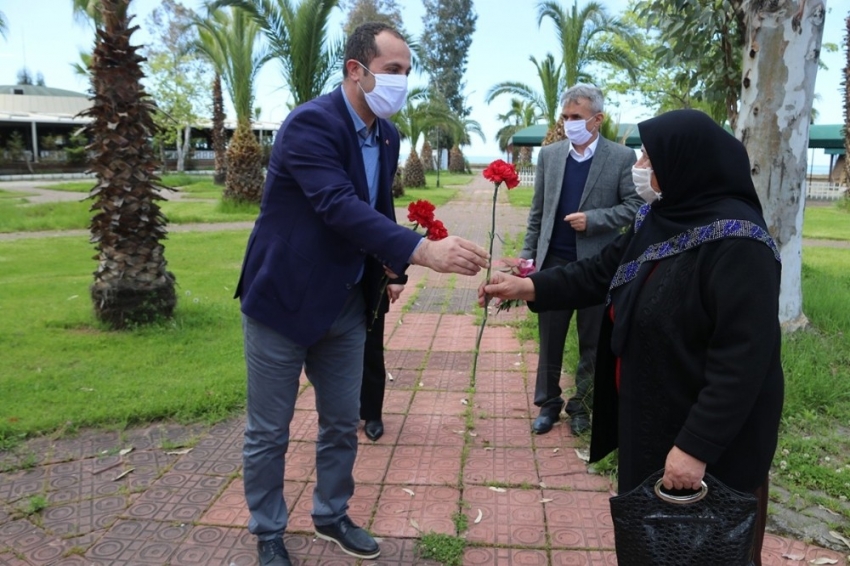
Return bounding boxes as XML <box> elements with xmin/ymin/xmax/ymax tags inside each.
<box><xmin>411</xmin><ymin>236</ymin><xmax>489</xmax><ymax>276</ymax></box>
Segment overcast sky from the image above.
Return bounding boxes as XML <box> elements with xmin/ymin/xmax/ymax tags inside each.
<box><xmin>0</xmin><ymin>0</ymin><xmax>844</xmax><ymax>166</ymax></box>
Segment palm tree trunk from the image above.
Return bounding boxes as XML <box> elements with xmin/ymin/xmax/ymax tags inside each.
<box><xmin>84</xmin><ymin>0</ymin><xmax>176</xmax><ymax>329</ymax></box>
<box><xmin>212</xmin><ymin>74</ymin><xmax>227</xmax><ymax>185</ymax></box>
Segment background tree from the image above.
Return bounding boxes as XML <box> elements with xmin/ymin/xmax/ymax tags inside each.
<box><xmin>421</xmin><ymin>0</ymin><xmax>477</xmax><ymax>152</ymax></box>
<box><xmin>192</xmin><ymin>7</ymin><xmax>271</xmax><ymax>202</ymax></box>
<box><xmin>341</xmin><ymin>0</ymin><xmax>403</xmax><ymax>36</ymax></box>
<box><xmin>736</xmin><ymin>0</ymin><xmax>827</xmax><ymax>329</ymax></box>
<box><xmin>495</xmin><ymin>98</ymin><xmax>542</xmax><ymax>164</ymax></box>
<box><xmin>537</xmin><ymin>0</ymin><xmax>638</xmax><ymax>87</ymax></box>
<box><xmin>635</xmin><ymin>0</ymin><xmax>745</xmax><ymax>129</ymax></box>
<box><xmin>392</xmin><ymin>87</ymin><xmax>454</xmax><ymax>187</ymax></box>
<box><xmin>485</xmin><ymin>53</ymin><xmax>564</xmax><ymax>130</ymax></box>
<box><xmin>16</xmin><ymin>68</ymin><xmax>34</xmax><ymax>85</ymax></box>
<box><xmin>0</xmin><ymin>10</ymin><xmax>7</xmax><ymax>39</ymax></box>
<box><xmin>844</xmin><ymin>12</ymin><xmax>849</xmax><ymax>190</ymax></box>
<box><xmin>217</xmin><ymin>0</ymin><xmax>343</xmax><ymax>107</ymax></box>
<box><xmin>144</xmin><ymin>0</ymin><xmax>209</xmax><ymax>173</ymax></box>
<box><xmin>190</xmin><ymin>13</ymin><xmax>228</xmax><ymax>186</ymax></box>
<box><xmin>82</xmin><ymin>0</ymin><xmax>176</xmax><ymax>329</ymax></box>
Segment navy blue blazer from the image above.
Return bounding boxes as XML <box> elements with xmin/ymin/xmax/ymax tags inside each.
<box><xmin>235</xmin><ymin>87</ymin><xmax>422</xmax><ymax>347</ymax></box>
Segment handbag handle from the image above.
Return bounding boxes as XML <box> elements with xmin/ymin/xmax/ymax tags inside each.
<box><xmin>653</xmin><ymin>478</ymin><xmax>709</xmax><ymax>504</ymax></box>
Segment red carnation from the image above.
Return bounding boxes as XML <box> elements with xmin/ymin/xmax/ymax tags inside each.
<box><xmin>483</xmin><ymin>159</ymin><xmax>520</xmax><ymax>189</ymax></box>
<box><xmin>425</xmin><ymin>219</ymin><xmax>448</xmax><ymax>241</ymax></box>
<box><xmin>407</xmin><ymin>200</ymin><xmax>436</xmax><ymax>228</ymax></box>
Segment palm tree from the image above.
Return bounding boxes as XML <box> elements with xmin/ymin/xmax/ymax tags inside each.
<box><xmin>71</xmin><ymin>0</ymin><xmax>103</xmax><ymax>27</ymax></box>
<box><xmin>192</xmin><ymin>8</ymin><xmax>271</xmax><ymax>200</ymax></box>
<box><xmin>0</xmin><ymin>10</ymin><xmax>8</xmax><ymax>39</ymax></box>
<box><xmin>82</xmin><ymin>0</ymin><xmax>176</xmax><ymax>328</ymax></box>
<box><xmin>213</xmin><ymin>0</ymin><xmax>343</xmax><ymax>107</ymax></box>
<box><xmin>392</xmin><ymin>87</ymin><xmax>455</xmax><ymax>187</ymax></box>
<box><xmin>447</xmin><ymin>113</ymin><xmax>485</xmax><ymax>173</ymax></box>
<box><xmin>537</xmin><ymin>0</ymin><xmax>638</xmax><ymax>87</ymax></box>
<box><xmin>485</xmin><ymin>54</ymin><xmax>564</xmax><ymax>130</ymax></box>
<box><xmin>495</xmin><ymin>98</ymin><xmax>542</xmax><ymax>163</ymax></box>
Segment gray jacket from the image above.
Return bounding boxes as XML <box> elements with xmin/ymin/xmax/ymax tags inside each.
<box><xmin>521</xmin><ymin>136</ymin><xmax>642</xmax><ymax>263</ymax></box>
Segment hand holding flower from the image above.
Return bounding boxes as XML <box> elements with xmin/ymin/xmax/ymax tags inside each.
<box><xmin>478</xmin><ymin>271</ymin><xmax>536</xmax><ymax>307</ymax></box>
<box><xmin>412</xmin><ymin>236</ymin><xmax>489</xmax><ymax>275</ymax></box>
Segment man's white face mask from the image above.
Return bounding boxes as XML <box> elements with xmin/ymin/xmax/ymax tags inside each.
<box><xmin>563</xmin><ymin>116</ymin><xmax>594</xmax><ymax>146</ymax></box>
<box><xmin>358</xmin><ymin>62</ymin><xmax>408</xmax><ymax>119</ymax></box>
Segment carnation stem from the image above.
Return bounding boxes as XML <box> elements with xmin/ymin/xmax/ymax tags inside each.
<box><xmin>471</xmin><ymin>181</ymin><xmax>500</xmax><ymax>387</ymax></box>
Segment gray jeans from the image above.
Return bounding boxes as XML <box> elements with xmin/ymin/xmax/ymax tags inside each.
<box><xmin>241</xmin><ymin>288</ymin><xmax>365</xmax><ymax>540</ymax></box>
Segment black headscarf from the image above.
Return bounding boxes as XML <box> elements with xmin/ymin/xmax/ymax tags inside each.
<box><xmin>608</xmin><ymin>109</ymin><xmax>779</xmax><ymax>355</ymax></box>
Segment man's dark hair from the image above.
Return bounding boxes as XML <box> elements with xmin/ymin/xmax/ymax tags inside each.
<box><xmin>343</xmin><ymin>22</ymin><xmax>405</xmax><ymax>79</ymax></box>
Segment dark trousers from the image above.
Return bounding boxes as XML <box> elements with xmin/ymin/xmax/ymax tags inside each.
<box><xmin>360</xmin><ymin>310</ymin><xmax>386</xmax><ymax>421</ymax></box>
<box><xmin>752</xmin><ymin>476</ymin><xmax>769</xmax><ymax>566</ymax></box>
<box><xmin>534</xmin><ymin>254</ymin><xmax>604</xmax><ymax>419</ymax></box>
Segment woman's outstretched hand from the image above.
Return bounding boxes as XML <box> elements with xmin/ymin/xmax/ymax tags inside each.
<box><xmin>477</xmin><ymin>271</ymin><xmax>536</xmax><ymax>307</ymax></box>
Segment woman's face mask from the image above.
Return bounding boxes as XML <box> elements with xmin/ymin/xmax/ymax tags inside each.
<box><xmin>632</xmin><ymin>166</ymin><xmax>661</xmax><ymax>203</ymax></box>
<box><xmin>358</xmin><ymin>62</ymin><xmax>408</xmax><ymax>119</ymax></box>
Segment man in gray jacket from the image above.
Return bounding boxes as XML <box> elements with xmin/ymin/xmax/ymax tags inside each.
<box><xmin>521</xmin><ymin>84</ymin><xmax>642</xmax><ymax>435</ymax></box>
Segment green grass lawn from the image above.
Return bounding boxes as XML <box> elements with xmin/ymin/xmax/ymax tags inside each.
<box><xmin>40</xmin><ymin>174</ymin><xmax>216</xmax><ymax>194</ymax></box>
<box><xmin>802</xmin><ymin>205</ymin><xmax>850</xmax><ymax>241</ymax></box>
<box><xmin>0</xmin><ymin>197</ymin><xmax>259</xmax><ymax>233</ymax></box>
<box><xmin>2</xmin><ymin>171</ymin><xmax>475</xmax><ymax>233</ymax></box>
<box><xmin>0</xmin><ymin>231</ymin><xmax>250</xmax><ymax>446</ymax></box>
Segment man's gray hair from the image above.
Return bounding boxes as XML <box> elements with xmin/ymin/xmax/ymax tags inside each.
<box><xmin>560</xmin><ymin>83</ymin><xmax>604</xmax><ymax>113</ymax></box>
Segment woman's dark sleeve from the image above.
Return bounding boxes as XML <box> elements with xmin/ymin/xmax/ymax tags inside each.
<box><xmin>674</xmin><ymin>239</ymin><xmax>782</xmax><ymax>464</ymax></box>
<box><xmin>528</xmin><ymin>230</ymin><xmax>632</xmax><ymax>313</ymax></box>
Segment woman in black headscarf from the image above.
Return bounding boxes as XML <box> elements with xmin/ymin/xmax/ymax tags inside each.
<box><xmin>480</xmin><ymin>109</ymin><xmax>783</xmax><ymax>563</ymax></box>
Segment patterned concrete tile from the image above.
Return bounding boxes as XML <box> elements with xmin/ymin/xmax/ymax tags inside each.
<box><xmin>408</xmin><ymin>390</ymin><xmax>470</xmax><ymax>417</ymax></box>
<box><xmin>396</xmin><ymin>414</ymin><xmax>466</xmax><ymax>447</ymax></box>
<box><xmin>352</xmin><ymin>444</ymin><xmax>393</xmax><ymax>484</ymax></box>
<box><xmin>381</xmin><ymin>387</ymin><xmax>415</xmax><ymax>414</ymax></box>
<box><xmin>371</xmin><ymin>485</ymin><xmax>459</xmax><ymax>538</ymax></box>
<box><xmin>474</xmin><ymin>391</ymin><xmax>532</xmax><ymax>418</ymax></box>
<box><xmin>463</xmin><ymin>547</ymin><xmax>550</xmax><ymax>565</ymax></box>
<box><xmin>474</xmin><ymin>368</ymin><xmax>528</xmax><ymax>393</ymax></box>
<box><xmin>470</xmin><ymin>415</ymin><xmax>534</xmax><ymax>448</ymax></box>
<box><xmin>85</xmin><ymin>519</ymin><xmax>193</xmax><ymax>565</ymax></box>
<box><xmin>417</xmin><ymin>368</ymin><xmax>472</xmax><ymax>392</ymax></box>
<box><xmin>464</xmin><ymin>447</ymin><xmax>538</xmax><ymax>485</ymax></box>
<box><xmin>289</xmin><ymin>409</ymin><xmax>320</xmax><ymax>442</ymax></box>
<box><xmin>39</xmin><ymin>495</ymin><xmax>127</xmax><ymax>536</ymax></box>
<box><xmin>425</xmin><ymin>351</ymin><xmax>474</xmax><ymax>373</ymax></box>
<box><xmin>362</xmin><ymin>538</ymin><xmax>443</xmax><ymax>565</ymax></box>
<box><xmin>550</xmin><ymin>550</ymin><xmax>619</xmax><ymax>565</ymax></box>
<box><xmin>384</xmin><ymin>445</ymin><xmax>462</xmax><ymax>485</ymax></box>
<box><xmin>171</xmin><ymin>525</ymin><xmax>254</xmax><ymax>565</ymax></box>
<box><xmin>123</xmin><ymin>471</ymin><xmax>227</xmax><ymax>523</ymax></box>
<box><xmin>464</xmin><ymin>486</ymin><xmax>547</xmax><ymax>547</ymax></box>
<box><xmin>543</xmin><ymin>490</ymin><xmax>615</xmax><ymax>549</ymax></box>
<box><xmin>536</xmin><ymin>447</ymin><xmax>610</xmax><ymax>491</ymax></box>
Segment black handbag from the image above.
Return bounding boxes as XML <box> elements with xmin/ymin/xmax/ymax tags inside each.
<box><xmin>609</xmin><ymin>468</ymin><xmax>758</xmax><ymax>566</ymax></box>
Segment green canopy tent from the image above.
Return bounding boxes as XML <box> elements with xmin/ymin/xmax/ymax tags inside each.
<box><xmin>511</xmin><ymin>122</ymin><xmax>846</xmax><ymax>184</ymax></box>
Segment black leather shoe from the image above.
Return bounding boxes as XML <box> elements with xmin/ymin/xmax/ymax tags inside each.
<box><xmin>570</xmin><ymin>415</ymin><xmax>591</xmax><ymax>436</ymax></box>
<box><xmin>257</xmin><ymin>538</ymin><xmax>292</xmax><ymax>566</ymax></box>
<box><xmin>315</xmin><ymin>515</ymin><xmax>380</xmax><ymax>559</ymax></box>
<box><xmin>532</xmin><ymin>413</ymin><xmax>559</xmax><ymax>434</ymax></box>
<box><xmin>364</xmin><ymin>419</ymin><xmax>384</xmax><ymax>441</ymax></box>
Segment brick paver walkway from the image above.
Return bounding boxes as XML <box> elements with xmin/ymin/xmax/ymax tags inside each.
<box><xmin>1</xmin><ymin>175</ymin><xmax>846</xmax><ymax>565</ymax></box>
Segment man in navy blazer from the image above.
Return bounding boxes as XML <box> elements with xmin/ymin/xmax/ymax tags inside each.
<box><xmin>235</xmin><ymin>23</ymin><xmax>488</xmax><ymax>566</ymax></box>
